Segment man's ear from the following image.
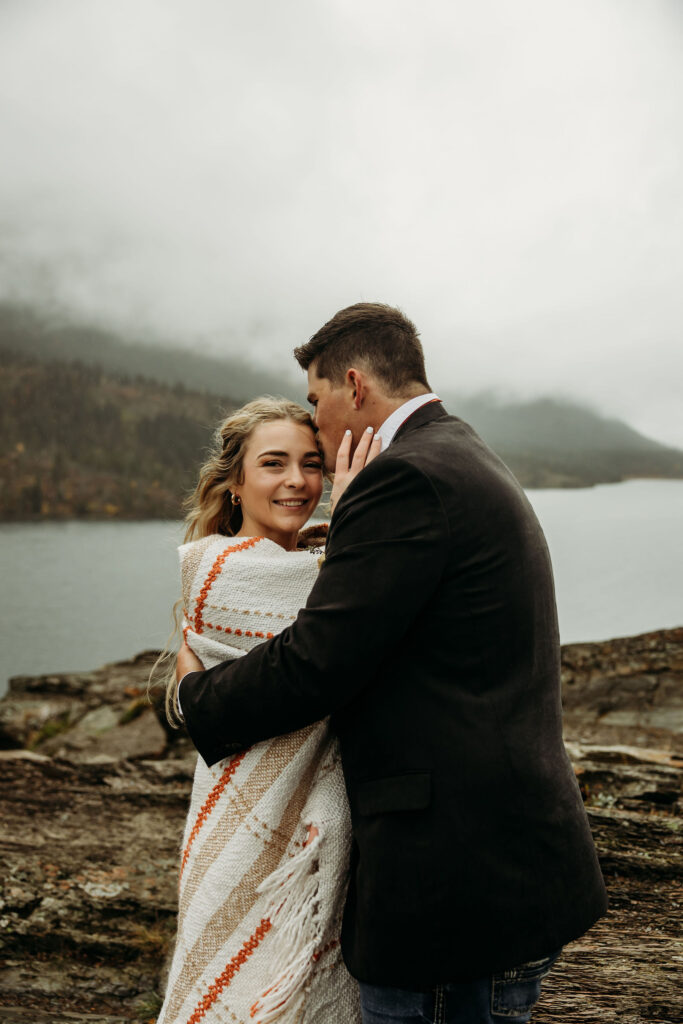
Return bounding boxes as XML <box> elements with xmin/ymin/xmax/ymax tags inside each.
<box><xmin>346</xmin><ymin>368</ymin><xmax>366</xmax><ymax>410</ymax></box>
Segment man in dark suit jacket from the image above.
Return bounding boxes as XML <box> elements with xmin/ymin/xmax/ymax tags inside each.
<box><xmin>177</xmin><ymin>303</ymin><xmax>607</xmax><ymax>1023</ymax></box>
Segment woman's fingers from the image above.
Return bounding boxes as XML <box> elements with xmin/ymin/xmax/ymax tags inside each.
<box><xmin>176</xmin><ymin>640</ymin><xmax>204</xmax><ymax>681</ymax></box>
<box><xmin>304</xmin><ymin>824</ymin><xmax>319</xmax><ymax>848</ymax></box>
<box><xmin>351</xmin><ymin>430</ymin><xmax>383</xmax><ymax>472</ymax></box>
<box><xmin>366</xmin><ymin>432</ymin><xmax>383</xmax><ymax>465</ymax></box>
<box><xmin>329</xmin><ymin>428</ymin><xmax>382</xmax><ymax>516</ymax></box>
<box><xmin>335</xmin><ymin>428</ymin><xmax>382</xmax><ymax>477</ymax></box>
<box><xmin>335</xmin><ymin>429</ymin><xmax>353</xmax><ymax>475</ymax></box>
<box><xmin>350</xmin><ymin>426</ymin><xmax>376</xmax><ymax>471</ymax></box>
<box><xmin>331</xmin><ymin>428</ymin><xmax>383</xmax><ymax>512</ymax></box>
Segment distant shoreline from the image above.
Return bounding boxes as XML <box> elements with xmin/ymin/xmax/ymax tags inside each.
<box><xmin>3</xmin><ymin>475</ymin><xmax>683</xmax><ymax>525</ymax></box>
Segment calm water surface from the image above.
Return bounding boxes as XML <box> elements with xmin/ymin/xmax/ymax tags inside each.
<box><xmin>1</xmin><ymin>479</ymin><xmax>681</xmax><ymax>695</ymax></box>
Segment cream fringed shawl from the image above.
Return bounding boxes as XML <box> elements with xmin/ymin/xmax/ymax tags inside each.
<box><xmin>157</xmin><ymin>534</ymin><xmax>361</xmax><ymax>1024</ymax></box>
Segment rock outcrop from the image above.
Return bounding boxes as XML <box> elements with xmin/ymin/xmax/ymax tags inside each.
<box><xmin>0</xmin><ymin>632</ymin><xmax>681</xmax><ymax>1023</ymax></box>
<box><xmin>561</xmin><ymin>628</ymin><xmax>683</xmax><ymax>752</ymax></box>
<box><xmin>0</xmin><ymin>652</ymin><xmax>175</xmax><ymax>763</ymax></box>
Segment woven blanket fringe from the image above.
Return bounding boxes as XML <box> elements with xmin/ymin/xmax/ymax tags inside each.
<box><xmin>251</xmin><ymin>830</ymin><xmax>323</xmax><ymax>1023</ymax></box>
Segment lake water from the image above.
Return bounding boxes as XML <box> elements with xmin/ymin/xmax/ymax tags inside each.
<box><xmin>1</xmin><ymin>479</ymin><xmax>681</xmax><ymax>696</ymax></box>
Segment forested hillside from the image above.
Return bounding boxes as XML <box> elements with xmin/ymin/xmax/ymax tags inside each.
<box><xmin>2</xmin><ymin>326</ymin><xmax>682</xmax><ymax>520</ymax></box>
<box><xmin>0</xmin><ymin>352</ymin><xmax>235</xmax><ymax>519</ymax></box>
<box><xmin>0</xmin><ymin>302</ymin><xmax>304</xmax><ymax>403</ymax></box>
<box><xmin>453</xmin><ymin>394</ymin><xmax>683</xmax><ymax>488</ymax></box>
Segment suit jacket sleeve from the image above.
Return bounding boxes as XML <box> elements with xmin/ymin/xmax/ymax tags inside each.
<box><xmin>180</xmin><ymin>454</ymin><xmax>449</xmax><ymax>765</ymax></box>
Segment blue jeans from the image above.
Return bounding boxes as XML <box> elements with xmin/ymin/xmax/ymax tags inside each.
<box><xmin>358</xmin><ymin>950</ymin><xmax>561</xmax><ymax>1024</ymax></box>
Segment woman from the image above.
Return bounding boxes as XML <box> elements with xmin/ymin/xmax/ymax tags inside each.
<box><xmin>157</xmin><ymin>398</ymin><xmax>373</xmax><ymax>1024</ymax></box>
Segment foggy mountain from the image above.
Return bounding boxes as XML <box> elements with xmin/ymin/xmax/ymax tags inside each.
<box><xmin>450</xmin><ymin>393</ymin><xmax>665</xmax><ymax>454</ymax></box>
<box><xmin>2</xmin><ymin>302</ymin><xmax>682</xmax><ymax>518</ymax></box>
<box><xmin>0</xmin><ymin>303</ymin><xmax>306</xmax><ymax>406</ymax></box>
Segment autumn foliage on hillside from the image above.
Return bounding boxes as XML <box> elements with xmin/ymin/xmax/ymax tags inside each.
<box><xmin>2</xmin><ymin>345</ymin><xmax>683</xmax><ymax>521</ymax></box>
<box><xmin>0</xmin><ymin>351</ymin><xmax>235</xmax><ymax>520</ymax></box>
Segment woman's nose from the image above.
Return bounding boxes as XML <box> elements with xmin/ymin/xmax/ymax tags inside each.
<box><xmin>285</xmin><ymin>466</ymin><xmax>306</xmax><ymax>488</ymax></box>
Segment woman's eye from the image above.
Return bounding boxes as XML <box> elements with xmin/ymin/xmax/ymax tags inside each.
<box><xmin>305</xmin><ymin>462</ymin><xmax>323</xmax><ymax>470</ymax></box>
<box><xmin>262</xmin><ymin>461</ymin><xmax>283</xmax><ymax>468</ymax></box>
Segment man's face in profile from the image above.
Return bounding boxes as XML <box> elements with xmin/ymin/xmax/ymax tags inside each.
<box><xmin>306</xmin><ymin>365</ymin><xmax>352</xmax><ymax>470</ymax></box>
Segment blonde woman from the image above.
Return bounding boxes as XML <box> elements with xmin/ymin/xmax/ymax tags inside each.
<box><xmin>157</xmin><ymin>398</ymin><xmax>376</xmax><ymax>1024</ymax></box>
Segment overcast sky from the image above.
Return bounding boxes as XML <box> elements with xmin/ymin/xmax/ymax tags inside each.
<box><xmin>1</xmin><ymin>0</ymin><xmax>681</xmax><ymax>445</ymax></box>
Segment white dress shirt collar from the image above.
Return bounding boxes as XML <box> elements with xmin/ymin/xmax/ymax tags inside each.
<box><xmin>375</xmin><ymin>393</ymin><xmax>441</xmax><ymax>452</ymax></box>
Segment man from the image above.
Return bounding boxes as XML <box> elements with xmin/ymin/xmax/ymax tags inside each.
<box><xmin>178</xmin><ymin>303</ymin><xmax>607</xmax><ymax>1023</ymax></box>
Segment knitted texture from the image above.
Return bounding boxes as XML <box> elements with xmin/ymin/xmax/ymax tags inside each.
<box><xmin>157</xmin><ymin>535</ymin><xmax>361</xmax><ymax>1024</ymax></box>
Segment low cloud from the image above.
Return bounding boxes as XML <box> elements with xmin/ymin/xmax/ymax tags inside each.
<box><xmin>1</xmin><ymin>0</ymin><xmax>681</xmax><ymax>444</ymax></box>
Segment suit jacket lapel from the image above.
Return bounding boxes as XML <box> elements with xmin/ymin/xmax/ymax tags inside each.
<box><xmin>391</xmin><ymin>400</ymin><xmax>448</xmax><ymax>445</ymax></box>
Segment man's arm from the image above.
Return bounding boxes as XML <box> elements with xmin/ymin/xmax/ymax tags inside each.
<box><xmin>180</xmin><ymin>455</ymin><xmax>448</xmax><ymax>766</ymax></box>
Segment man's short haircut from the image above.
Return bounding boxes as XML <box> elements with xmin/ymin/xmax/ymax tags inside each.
<box><xmin>294</xmin><ymin>302</ymin><xmax>430</xmax><ymax>395</ymax></box>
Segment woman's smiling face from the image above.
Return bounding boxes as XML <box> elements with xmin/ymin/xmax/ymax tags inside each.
<box><xmin>233</xmin><ymin>419</ymin><xmax>324</xmax><ymax>550</ymax></box>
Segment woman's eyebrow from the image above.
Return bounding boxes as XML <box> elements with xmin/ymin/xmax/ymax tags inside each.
<box><xmin>256</xmin><ymin>449</ymin><xmax>323</xmax><ymax>459</ymax></box>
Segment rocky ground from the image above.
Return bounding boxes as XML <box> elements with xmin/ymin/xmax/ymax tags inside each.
<box><xmin>0</xmin><ymin>629</ymin><xmax>681</xmax><ymax>1024</ymax></box>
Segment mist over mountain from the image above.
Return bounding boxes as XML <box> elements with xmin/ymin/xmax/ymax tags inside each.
<box><xmin>2</xmin><ymin>302</ymin><xmax>681</xmax><ymax>519</ymax></box>
<box><xmin>0</xmin><ymin>303</ymin><xmax>306</xmax><ymax>406</ymax></box>
<box><xmin>449</xmin><ymin>392</ymin><xmax>666</xmax><ymax>454</ymax></box>
<box><xmin>447</xmin><ymin>392</ymin><xmax>682</xmax><ymax>488</ymax></box>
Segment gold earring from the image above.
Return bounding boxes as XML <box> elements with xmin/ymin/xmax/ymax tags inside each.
<box><xmin>231</xmin><ymin>493</ymin><xmax>241</xmax><ymax>506</ymax></box>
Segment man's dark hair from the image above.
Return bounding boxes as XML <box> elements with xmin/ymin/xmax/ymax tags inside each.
<box><xmin>294</xmin><ymin>302</ymin><xmax>430</xmax><ymax>395</ymax></box>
